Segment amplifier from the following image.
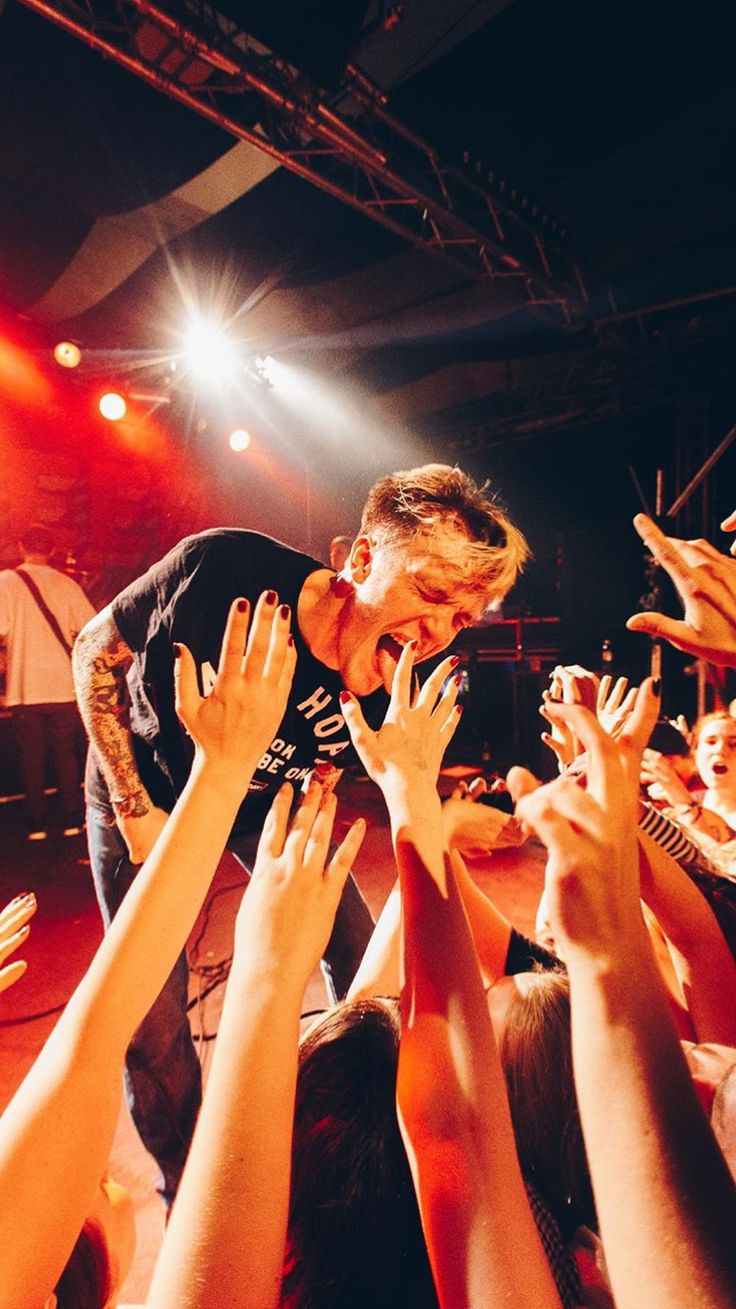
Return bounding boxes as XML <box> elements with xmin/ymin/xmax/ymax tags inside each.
<box><xmin>455</xmin><ymin>617</ymin><xmax>561</xmax><ymax>668</ymax></box>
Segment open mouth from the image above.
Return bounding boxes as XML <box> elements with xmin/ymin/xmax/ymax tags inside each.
<box><xmin>376</xmin><ymin>632</ymin><xmax>412</xmax><ymax>689</ymax></box>
<box><xmin>712</xmin><ymin>763</ymin><xmax>728</xmax><ymax>775</ymax></box>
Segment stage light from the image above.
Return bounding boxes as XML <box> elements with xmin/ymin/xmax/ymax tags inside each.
<box><xmin>254</xmin><ymin>355</ymin><xmax>277</xmax><ymax>386</ymax></box>
<box><xmin>99</xmin><ymin>391</ymin><xmax>127</xmax><ymax>421</ymax></box>
<box><xmin>183</xmin><ymin>317</ymin><xmax>238</xmax><ymax>385</ymax></box>
<box><xmin>229</xmin><ymin>428</ymin><xmax>251</xmax><ymax>452</ymax></box>
<box><xmin>54</xmin><ymin>341</ymin><xmax>81</xmax><ymax>369</ymax></box>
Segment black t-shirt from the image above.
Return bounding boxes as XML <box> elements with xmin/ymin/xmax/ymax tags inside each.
<box><xmin>86</xmin><ymin>529</ymin><xmax>387</xmax><ymax>837</ymax></box>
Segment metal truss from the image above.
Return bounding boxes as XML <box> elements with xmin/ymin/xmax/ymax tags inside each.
<box><xmin>19</xmin><ymin>0</ymin><xmax>589</xmax><ymax>317</ymax></box>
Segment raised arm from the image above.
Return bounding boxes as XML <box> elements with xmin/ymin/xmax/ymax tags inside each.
<box><xmin>72</xmin><ymin>605</ymin><xmax>169</xmax><ymax>862</ymax></box>
<box><xmin>148</xmin><ymin>781</ymin><xmax>365</xmax><ymax>1309</ymax></box>
<box><xmin>636</xmin><ymin>830</ymin><xmax>736</xmax><ymax>1046</ymax></box>
<box><xmin>0</xmin><ymin>594</ymin><xmax>296</xmax><ymax>1309</ymax></box>
<box><xmin>518</xmin><ymin>689</ymin><xmax>736</xmax><ymax>1309</ymax></box>
<box><xmin>342</xmin><ymin>647</ymin><xmax>562</xmax><ymax>1309</ymax></box>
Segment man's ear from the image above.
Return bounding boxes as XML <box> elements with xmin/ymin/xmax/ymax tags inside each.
<box><xmin>348</xmin><ymin>534</ymin><xmax>374</xmax><ymax>583</ymax></box>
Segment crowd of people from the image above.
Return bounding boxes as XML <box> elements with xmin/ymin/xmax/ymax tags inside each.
<box><xmin>1</xmin><ymin>465</ymin><xmax>735</xmax><ymax>1309</ymax></box>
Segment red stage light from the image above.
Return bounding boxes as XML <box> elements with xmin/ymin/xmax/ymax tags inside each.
<box><xmin>99</xmin><ymin>392</ymin><xmax>127</xmax><ymax>421</ymax></box>
<box><xmin>54</xmin><ymin>341</ymin><xmax>81</xmax><ymax>369</ymax></box>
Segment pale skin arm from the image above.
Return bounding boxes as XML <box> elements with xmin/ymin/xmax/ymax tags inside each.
<box><xmin>343</xmin><ymin>647</ymin><xmax>562</xmax><ymax>1309</ymax></box>
<box><xmin>147</xmin><ymin>782</ymin><xmax>365</xmax><ymax>1309</ymax></box>
<box><xmin>637</xmin><ymin>830</ymin><xmax>736</xmax><ymax>1046</ymax></box>
<box><xmin>72</xmin><ymin>606</ymin><xmax>169</xmax><ymax>862</ymax></box>
<box><xmin>0</xmin><ymin>595</ymin><xmax>296</xmax><ymax>1309</ymax></box>
<box><xmin>519</xmin><ymin>692</ymin><xmax>736</xmax><ymax>1309</ymax></box>
<box><xmin>348</xmin><ymin>795</ymin><xmax>513</xmax><ymax>1002</ymax></box>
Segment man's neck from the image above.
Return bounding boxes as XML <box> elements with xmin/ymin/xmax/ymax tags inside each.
<box><xmin>297</xmin><ymin>568</ymin><xmax>342</xmax><ymax>668</ymax></box>
<box><xmin>21</xmin><ymin>554</ymin><xmax>49</xmax><ymax>566</ymax></box>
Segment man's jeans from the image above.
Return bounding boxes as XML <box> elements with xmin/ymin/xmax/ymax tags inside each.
<box><xmin>86</xmin><ymin>803</ymin><xmax>374</xmax><ymax>1205</ymax></box>
<box><xmin>13</xmin><ymin>702</ymin><xmax>84</xmax><ymax>830</ymax></box>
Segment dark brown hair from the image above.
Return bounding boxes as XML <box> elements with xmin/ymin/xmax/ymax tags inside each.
<box><xmin>54</xmin><ymin>1219</ymin><xmax>112</xmax><ymax>1309</ymax></box>
<box><xmin>283</xmin><ymin>999</ymin><xmax>438</xmax><ymax>1309</ymax></box>
<box><xmin>499</xmin><ymin>969</ymin><xmax>595</xmax><ymax>1238</ymax></box>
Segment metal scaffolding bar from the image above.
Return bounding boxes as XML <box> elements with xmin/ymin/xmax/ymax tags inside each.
<box><xmin>19</xmin><ymin>0</ymin><xmax>588</xmax><ymax>316</ymax></box>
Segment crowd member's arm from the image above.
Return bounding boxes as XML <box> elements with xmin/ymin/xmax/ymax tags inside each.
<box><xmin>0</xmin><ymin>595</ymin><xmax>296</xmax><ymax>1309</ymax></box>
<box><xmin>148</xmin><ymin>780</ymin><xmax>365</xmax><ymax>1309</ymax></box>
<box><xmin>72</xmin><ymin>605</ymin><xmax>169</xmax><ymax>862</ymax></box>
<box><xmin>518</xmin><ymin>689</ymin><xmax>736</xmax><ymax>1309</ymax></box>
<box><xmin>348</xmin><ymin>787</ymin><xmax>518</xmax><ymax>1001</ymax></box>
<box><xmin>343</xmin><ymin>646</ymin><xmax>563</xmax><ymax>1309</ymax></box>
<box><xmin>627</xmin><ymin>512</ymin><xmax>736</xmax><ymax>666</ymax></box>
<box><xmin>723</xmin><ymin>508</ymin><xmax>736</xmax><ymax>555</ymax></box>
<box><xmin>0</xmin><ymin>892</ymin><xmax>37</xmax><ymax>995</ymax></box>
<box><xmin>637</xmin><ymin>830</ymin><xmax>736</xmax><ymax>1046</ymax></box>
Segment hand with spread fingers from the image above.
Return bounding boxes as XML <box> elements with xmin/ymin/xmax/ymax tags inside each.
<box><xmin>442</xmin><ymin>778</ymin><xmax>525</xmax><ymax>855</ymax></box>
<box><xmin>518</xmin><ymin>680</ymin><xmax>660</xmax><ymax>961</ymax></box>
<box><xmin>597</xmin><ymin>673</ymin><xmax>638</xmax><ymax>738</ymax></box>
<box><xmin>238</xmin><ymin>778</ymin><xmax>366</xmax><ymax>985</ymax></box>
<box><xmin>0</xmin><ymin>893</ymin><xmax>37</xmax><ymax>996</ymax></box>
<box><xmin>339</xmin><ymin>642</ymin><xmax>462</xmax><ymax>788</ymax></box>
<box><xmin>175</xmin><ymin>592</ymin><xmax>297</xmax><ymax>788</ymax></box>
<box><xmin>627</xmin><ymin>513</ymin><xmax>736</xmax><ymax>666</ymax></box>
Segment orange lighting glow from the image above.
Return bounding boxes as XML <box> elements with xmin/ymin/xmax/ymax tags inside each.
<box><xmin>228</xmin><ymin>428</ymin><xmax>251</xmax><ymax>452</ymax></box>
<box><xmin>53</xmin><ymin>341</ymin><xmax>81</xmax><ymax>369</ymax></box>
<box><xmin>99</xmin><ymin>392</ymin><xmax>127</xmax><ymax>421</ymax></box>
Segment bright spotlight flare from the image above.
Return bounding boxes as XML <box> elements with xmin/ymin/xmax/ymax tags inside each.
<box><xmin>99</xmin><ymin>392</ymin><xmax>127</xmax><ymax>421</ymax></box>
<box><xmin>229</xmin><ymin>429</ymin><xmax>251</xmax><ymax>452</ymax></box>
<box><xmin>54</xmin><ymin>341</ymin><xmax>81</xmax><ymax>369</ymax></box>
<box><xmin>183</xmin><ymin>316</ymin><xmax>239</xmax><ymax>386</ymax></box>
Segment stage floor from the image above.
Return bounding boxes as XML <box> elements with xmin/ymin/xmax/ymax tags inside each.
<box><xmin>0</xmin><ymin>771</ymin><xmax>544</xmax><ymax>1303</ymax></box>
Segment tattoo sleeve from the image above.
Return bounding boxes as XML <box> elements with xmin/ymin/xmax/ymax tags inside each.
<box><xmin>72</xmin><ymin>608</ymin><xmax>152</xmax><ymax>815</ymax></box>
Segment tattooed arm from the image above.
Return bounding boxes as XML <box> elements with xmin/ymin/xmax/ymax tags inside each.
<box><xmin>73</xmin><ymin>606</ymin><xmax>169</xmax><ymax>863</ymax></box>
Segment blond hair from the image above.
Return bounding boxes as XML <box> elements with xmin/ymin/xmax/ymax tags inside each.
<box><xmin>361</xmin><ymin>463</ymin><xmax>530</xmax><ymax>603</ymax></box>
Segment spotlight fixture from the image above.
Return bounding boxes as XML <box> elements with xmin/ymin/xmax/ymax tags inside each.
<box><xmin>183</xmin><ymin>316</ymin><xmax>238</xmax><ymax>386</ymax></box>
<box><xmin>99</xmin><ymin>391</ymin><xmax>127</xmax><ymax>421</ymax></box>
<box><xmin>54</xmin><ymin>341</ymin><xmax>81</xmax><ymax>369</ymax></box>
<box><xmin>228</xmin><ymin>428</ymin><xmax>251</xmax><ymax>452</ymax></box>
<box><xmin>254</xmin><ymin>355</ymin><xmax>277</xmax><ymax>386</ymax></box>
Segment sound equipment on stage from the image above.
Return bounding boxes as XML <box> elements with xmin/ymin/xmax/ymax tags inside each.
<box><xmin>450</xmin><ymin>617</ymin><xmax>562</xmax><ymax>777</ymax></box>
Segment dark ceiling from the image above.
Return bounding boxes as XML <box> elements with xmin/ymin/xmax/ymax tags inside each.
<box><xmin>1</xmin><ymin>0</ymin><xmax>735</xmax><ymax>626</ymax></box>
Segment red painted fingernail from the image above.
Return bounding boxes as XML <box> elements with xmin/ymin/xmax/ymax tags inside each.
<box><xmin>173</xmin><ymin>643</ymin><xmax>182</xmax><ymax>659</ymax></box>
<box><xmin>339</xmin><ymin>690</ymin><xmax>351</xmax><ymax>704</ymax></box>
<box><xmin>409</xmin><ymin>639</ymin><xmax>418</xmax><ymax>650</ymax></box>
<box><xmin>280</xmin><ymin>603</ymin><xmax>290</xmax><ymax>620</ymax></box>
<box><xmin>450</xmin><ymin>655</ymin><xmax>460</xmax><ymax>667</ymax></box>
<box><xmin>288</xmin><ymin>634</ymin><xmax>295</xmax><ymax>647</ymax></box>
<box><xmin>236</xmin><ymin>598</ymin><xmax>248</xmax><ymax>613</ymax></box>
<box><xmin>265</xmin><ymin>590</ymin><xmax>277</xmax><ymax>605</ymax></box>
<box><xmin>454</xmin><ymin>674</ymin><xmax>463</xmax><ymax>688</ymax></box>
<box><xmin>455</xmin><ymin>704</ymin><xmax>463</xmax><ymax>716</ymax></box>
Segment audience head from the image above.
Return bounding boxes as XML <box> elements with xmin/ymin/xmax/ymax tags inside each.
<box><xmin>329</xmin><ymin>535</ymin><xmax>352</xmax><ymax>573</ymax></box>
<box><xmin>284</xmin><ymin>998</ymin><xmax>438</xmax><ymax>1309</ymax></box>
<box><xmin>691</xmin><ymin>712</ymin><xmax>736</xmax><ymax>796</ymax></box>
<box><xmin>489</xmin><ymin>968</ymin><xmax>595</xmax><ymax>1238</ymax></box>
<box><xmin>50</xmin><ymin>1177</ymin><xmax>135</xmax><ymax>1309</ymax></box>
<box><xmin>19</xmin><ymin>522</ymin><xmax>54</xmax><ymax>562</ymax></box>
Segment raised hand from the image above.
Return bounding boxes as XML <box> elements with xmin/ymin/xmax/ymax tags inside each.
<box><xmin>540</xmin><ymin>664</ymin><xmax>598</xmax><ymax>768</ymax></box>
<box><xmin>340</xmin><ymin>642</ymin><xmax>461</xmax><ymax>787</ymax></box>
<box><xmin>174</xmin><ymin>592</ymin><xmax>297</xmax><ymax>787</ymax></box>
<box><xmin>721</xmin><ymin>509</ymin><xmax>736</xmax><ymax>557</ymax></box>
<box><xmin>239</xmin><ymin>778</ymin><xmax>366</xmax><ymax>986</ymax></box>
<box><xmin>597</xmin><ymin>673</ymin><xmax>638</xmax><ymax>738</ymax></box>
<box><xmin>517</xmin><ymin>680</ymin><xmax>660</xmax><ymax>961</ymax></box>
<box><xmin>0</xmin><ymin>893</ymin><xmax>37</xmax><ymax>995</ymax></box>
<box><xmin>442</xmin><ymin>779</ymin><xmax>525</xmax><ymax>855</ymax></box>
<box><xmin>627</xmin><ymin>513</ymin><xmax>736</xmax><ymax>666</ymax></box>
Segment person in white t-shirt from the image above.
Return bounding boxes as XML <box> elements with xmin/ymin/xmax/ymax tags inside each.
<box><xmin>0</xmin><ymin>523</ymin><xmax>95</xmax><ymax>839</ymax></box>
